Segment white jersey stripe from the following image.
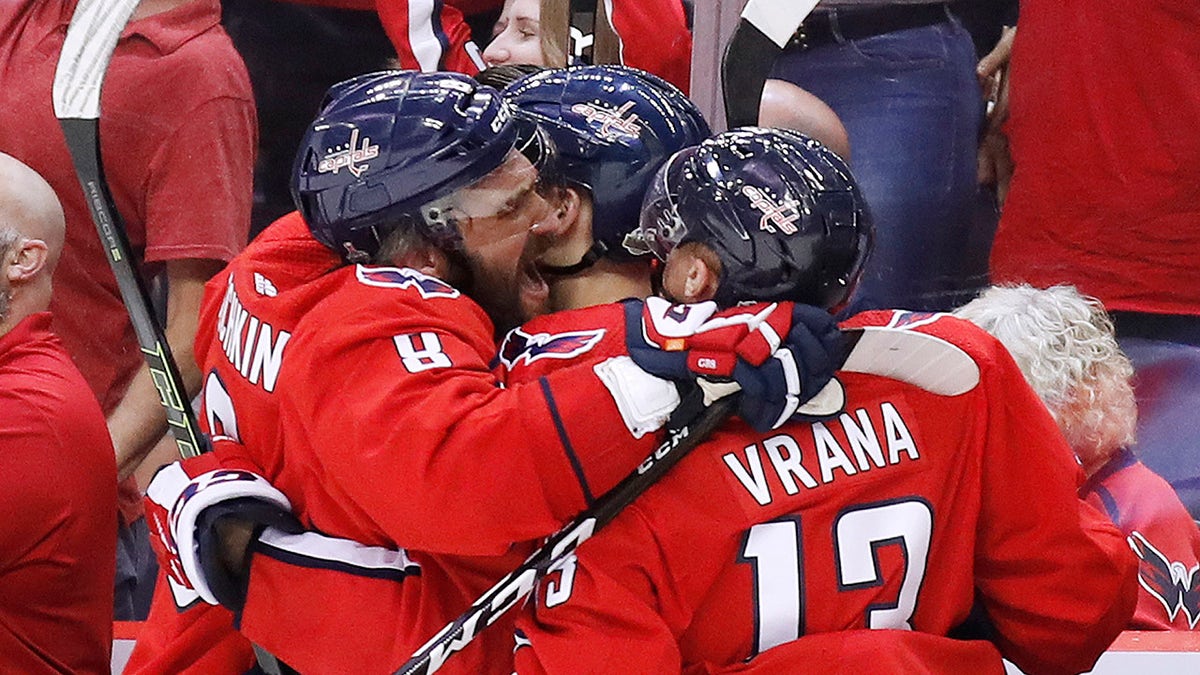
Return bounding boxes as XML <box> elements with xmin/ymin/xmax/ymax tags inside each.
<box><xmin>408</xmin><ymin>0</ymin><xmax>445</xmax><ymax>72</ymax></box>
<box><xmin>258</xmin><ymin>527</ymin><xmax>421</xmax><ymax>578</ymax></box>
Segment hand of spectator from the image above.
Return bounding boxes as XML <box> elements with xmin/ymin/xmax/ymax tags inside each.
<box><xmin>144</xmin><ymin>454</ymin><xmax>295</xmax><ymax>611</ymax></box>
<box><xmin>625</xmin><ymin>298</ymin><xmax>847</xmax><ymax>430</ymax></box>
<box><xmin>977</xmin><ymin>26</ymin><xmax>1016</xmax><ymax>205</ymax></box>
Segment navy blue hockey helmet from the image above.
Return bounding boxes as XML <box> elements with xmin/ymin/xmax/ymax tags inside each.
<box><xmin>633</xmin><ymin>127</ymin><xmax>873</xmax><ymax>309</ymax></box>
<box><xmin>292</xmin><ymin>70</ymin><xmax>542</xmax><ymax>263</ymax></box>
<box><xmin>503</xmin><ymin>65</ymin><xmax>711</xmax><ymax>269</ymax></box>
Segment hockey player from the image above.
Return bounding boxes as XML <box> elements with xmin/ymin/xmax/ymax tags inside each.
<box><xmin>140</xmin><ymin>68</ymin><xmax>841</xmax><ymax>674</ymax></box>
<box><xmin>511</xmin><ymin>128</ymin><xmax>1139</xmax><ymax>675</ymax></box>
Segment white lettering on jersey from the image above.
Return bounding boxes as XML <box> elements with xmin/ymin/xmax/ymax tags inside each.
<box><xmin>882</xmin><ymin>402</ymin><xmax>919</xmax><ymax>463</ymax></box>
<box><xmin>723</xmin><ymin>402</ymin><xmax>921</xmax><ymax>506</ymax></box>
<box><xmin>215</xmin><ymin>275</ymin><xmax>291</xmax><ymax>392</ymax></box>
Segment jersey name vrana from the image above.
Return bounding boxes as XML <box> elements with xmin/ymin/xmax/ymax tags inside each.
<box><xmin>724</xmin><ymin>401</ymin><xmax>921</xmax><ymax>506</ymax></box>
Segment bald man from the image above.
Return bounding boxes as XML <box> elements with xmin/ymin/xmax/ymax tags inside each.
<box><xmin>758</xmin><ymin>79</ymin><xmax>852</xmax><ymax>160</ymax></box>
<box><xmin>0</xmin><ymin>153</ymin><xmax>117</xmax><ymax>674</ymax></box>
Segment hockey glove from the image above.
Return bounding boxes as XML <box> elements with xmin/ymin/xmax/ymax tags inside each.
<box><xmin>625</xmin><ymin>297</ymin><xmax>847</xmax><ymax>430</ymax></box>
<box><xmin>145</xmin><ymin>452</ymin><xmax>299</xmax><ymax>612</ymax></box>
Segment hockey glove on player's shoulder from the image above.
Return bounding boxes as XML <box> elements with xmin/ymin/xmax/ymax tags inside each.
<box><xmin>625</xmin><ymin>297</ymin><xmax>848</xmax><ymax>431</ymax></box>
<box><xmin>144</xmin><ymin>450</ymin><xmax>300</xmax><ymax>612</ymax></box>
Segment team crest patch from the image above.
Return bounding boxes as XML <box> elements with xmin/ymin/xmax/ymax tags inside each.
<box><xmin>499</xmin><ymin>327</ymin><xmax>606</xmax><ymax>368</ymax></box>
<box><xmin>318</xmin><ymin>128</ymin><xmax>379</xmax><ymax>178</ymax></box>
<box><xmin>571</xmin><ymin>100</ymin><xmax>642</xmax><ymax>141</ymax></box>
<box><xmin>356</xmin><ymin>266</ymin><xmax>460</xmax><ymax>299</ymax></box>
<box><xmin>741</xmin><ymin>185</ymin><xmax>801</xmax><ymax>235</ymax></box>
<box><xmin>885</xmin><ymin>310</ymin><xmax>949</xmax><ymax>331</ymax></box>
<box><xmin>1129</xmin><ymin>531</ymin><xmax>1200</xmax><ymax>628</ymax></box>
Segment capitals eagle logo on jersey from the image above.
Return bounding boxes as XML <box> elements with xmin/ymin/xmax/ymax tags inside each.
<box><xmin>1128</xmin><ymin>531</ymin><xmax>1200</xmax><ymax>628</ymax></box>
<box><xmin>356</xmin><ymin>265</ymin><xmax>460</xmax><ymax>298</ymax></box>
<box><xmin>499</xmin><ymin>327</ymin><xmax>606</xmax><ymax>368</ymax></box>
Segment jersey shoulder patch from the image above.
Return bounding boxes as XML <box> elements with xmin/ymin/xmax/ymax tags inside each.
<box><xmin>499</xmin><ymin>327</ymin><xmax>606</xmax><ymax>368</ymax></box>
<box><xmin>355</xmin><ymin>265</ymin><xmax>460</xmax><ymax>299</ymax></box>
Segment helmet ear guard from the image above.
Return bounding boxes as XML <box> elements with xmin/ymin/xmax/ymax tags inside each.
<box><xmin>635</xmin><ymin>128</ymin><xmax>874</xmax><ymax>310</ymax></box>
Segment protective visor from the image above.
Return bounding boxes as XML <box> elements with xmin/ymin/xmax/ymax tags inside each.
<box><xmin>626</xmin><ymin>150</ymin><xmax>692</xmax><ymax>260</ymax></box>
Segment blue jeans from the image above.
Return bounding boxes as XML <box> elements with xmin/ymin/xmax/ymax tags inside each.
<box><xmin>772</xmin><ymin>12</ymin><xmax>987</xmax><ymax>313</ymax></box>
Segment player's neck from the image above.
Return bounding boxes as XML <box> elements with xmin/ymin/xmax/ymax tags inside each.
<box><xmin>548</xmin><ymin>260</ymin><xmax>651</xmax><ymax>311</ymax></box>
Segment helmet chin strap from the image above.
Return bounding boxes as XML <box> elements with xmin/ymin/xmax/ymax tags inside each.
<box><xmin>537</xmin><ymin>240</ymin><xmax>608</xmax><ymax>277</ymax></box>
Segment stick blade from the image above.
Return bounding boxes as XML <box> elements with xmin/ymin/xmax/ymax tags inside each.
<box><xmin>841</xmin><ymin>327</ymin><xmax>981</xmax><ymax>396</ymax></box>
<box><xmin>52</xmin><ymin>0</ymin><xmax>139</xmax><ymax>120</ymax></box>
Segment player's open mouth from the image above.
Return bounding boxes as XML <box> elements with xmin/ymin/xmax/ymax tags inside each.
<box><xmin>519</xmin><ymin>256</ymin><xmax>550</xmax><ymax>317</ymax></box>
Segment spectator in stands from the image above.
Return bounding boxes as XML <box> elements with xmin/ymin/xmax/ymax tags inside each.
<box><xmin>479</xmin><ymin>0</ymin><xmax>692</xmax><ymax>92</ymax></box>
<box><xmin>770</xmin><ymin>2</ymin><xmax>1011</xmax><ymax>314</ymax></box>
<box><xmin>0</xmin><ymin>153</ymin><xmax>117</xmax><ymax>674</ymax></box>
<box><xmin>0</xmin><ymin>0</ymin><xmax>255</xmax><ymax>619</ymax></box>
<box><xmin>483</xmin><ymin>0</ymin><xmax>564</xmax><ymax>67</ymax></box>
<box><xmin>991</xmin><ymin>0</ymin><xmax>1200</xmax><ymax>518</ymax></box>
<box><xmin>957</xmin><ymin>284</ymin><xmax>1200</xmax><ymax>631</ymax></box>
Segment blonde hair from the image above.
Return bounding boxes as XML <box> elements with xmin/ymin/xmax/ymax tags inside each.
<box><xmin>955</xmin><ymin>284</ymin><xmax>1136</xmax><ymax>468</ymax></box>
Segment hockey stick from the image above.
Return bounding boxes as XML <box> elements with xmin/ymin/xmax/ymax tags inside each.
<box><xmin>395</xmin><ymin>325</ymin><xmax>980</xmax><ymax>675</ymax></box>
<box><xmin>721</xmin><ymin>0</ymin><xmax>819</xmax><ymax>128</ymax></box>
<box><xmin>53</xmin><ymin>0</ymin><xmax>205</xmax><ymax>459</ymax></box>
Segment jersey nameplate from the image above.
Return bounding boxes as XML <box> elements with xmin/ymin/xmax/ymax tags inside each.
<box><xmin>215</xmin><ymin>275</ymin><xmax>290</xmax><ymax>393</ymax></box>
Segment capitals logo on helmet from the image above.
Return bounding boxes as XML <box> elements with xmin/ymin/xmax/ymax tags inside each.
<box><xmin>635</xmin><ymin>127</ymin><xmax>873</xmax><ymax>310</ymax></box>
<box><xmin>504</xmin><ymin>65</ymin><xmax>711</xmax><ymax>268</ymax></box>
<box><xmin>293</xmin><ymin>70</ymin><xmax>537</xmax><ymax>264</ymax></box>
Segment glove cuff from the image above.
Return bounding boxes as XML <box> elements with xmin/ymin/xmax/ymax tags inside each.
<box><xmin>147</xmin><ymin>465</ymin><xmax>293</xmax><ymax>606</ymax></box>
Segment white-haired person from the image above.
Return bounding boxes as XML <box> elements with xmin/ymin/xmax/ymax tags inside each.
<box><xmin>957</xmin><ymin>284</ymin><xmax>1200</xmax><ymax>631</ymax></box>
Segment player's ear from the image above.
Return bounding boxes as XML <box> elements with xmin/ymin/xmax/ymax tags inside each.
<box><xmin>679</xmin><ymin>255</ymin><xmax>717</xmax><ymax>303</ymax></box>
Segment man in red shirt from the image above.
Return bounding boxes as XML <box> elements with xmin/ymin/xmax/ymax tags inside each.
<box><xmin>512</xmin><ymin>129</ymin><xmax>1137</xmax><ymax>675</ymax></box>
<box><xmin>0</xmin><ymin>0</ymin><xmax>255</xmax><ymax>619</ymax></box>
<box><xmin>0</xmin><ymin>153</ymin><xmax>117</xmax><ymax>674</ymax></box>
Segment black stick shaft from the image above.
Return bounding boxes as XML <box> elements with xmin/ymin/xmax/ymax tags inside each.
<box><xmin>55</xmin><ymin>2</ymin><xmax>205</xmax><ymax>459</ymax></box>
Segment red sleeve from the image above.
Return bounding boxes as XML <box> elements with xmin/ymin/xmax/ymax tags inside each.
<box><xmin>143</xmin><ymin>95</ymin><xmax>255</xmax><ymax>264</ymax></box>
<box><xmin>514</xmin><ymin>507</ymin><xmax>684</xmax><ymax>675</ymax></box>
<box><xmin>124</xmin><ymin>582</ymin><xmax>256</xmax><ymax>675</ymax></box>
<box><xmin>375</xmin><ymin>0</ymin><xmax>483</xmax><ymax>74</ymax></box>
<box><xmin>289</xmin><ymin>292</ymin><xmax>662</xmax><ymax>555</ymax></box>
<box><xmin>608</xmin><ymin>0</ymin><xmax>692</xmax><ymax>94</ymax></box>
<box><xmin>972</xmin><ymin>347</ymin><xmax>1137</xmax><ymax>674</ymax></box>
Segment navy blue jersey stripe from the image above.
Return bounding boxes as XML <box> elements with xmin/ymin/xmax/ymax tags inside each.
<box><xmin>539</xmin><ymin>376</ymin><xmax>596</xmax><ymax>506</ymax></box>
<box><xmin>432</xmin><ymin>0</ymin><xmax>452</xmax><ymax>70</ymax></box>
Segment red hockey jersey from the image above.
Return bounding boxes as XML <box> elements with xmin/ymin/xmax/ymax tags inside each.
<box><xmin>230</xmin><ymin>291</ymin><xmax>670</xmax><ymax>673</ymax></box>
<box><xmin>1083</xmin><ymin>448</ymin><xmax>1200</xmax><ymax>631</ymax></box>
<box><xmin>513</xmin><ymin>311</ymin><xmax>1137</xmax><ymax>675</ymax></box>
<box><xmin>126</xmin><ymin>212</ymin><xmax>342</xmax><ymax>674</ymax></box>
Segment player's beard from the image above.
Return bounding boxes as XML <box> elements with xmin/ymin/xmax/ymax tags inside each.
<box><xmin>0</xmin><ymin>288</ymin><xmax>9</xmax><ymax>325</ymax></box>
<box><xmin>459</xmin><ymin>248</ymin><xmax>529</xmax><ymax>339</ymax></box>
